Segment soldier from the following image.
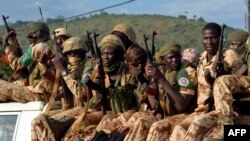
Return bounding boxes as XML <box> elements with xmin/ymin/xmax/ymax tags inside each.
<box><xmin>132</xmin><ymin>47</ymin><xmax>199</xmax><ymax>141</ymax></box>
<box><xmin>31</xmin><ymin>36</ymin><xmax>97</xmax><ymax>140</ymax></box>
<box><xmin>110</xmin><ymin>23</ymin><xmax>137</xmax><ymax>49</ymax></box>
<box><xmin>0</xmin><ymin>21</ymin><xmax>55</xmax><ymax>103</ymax></box>
<box><xmin>170</xmin><ymin>22</ymin><xmax>247</xmax><ymax>141</ymax></box>
<box><xmin>201</xmin><ymin>31</ymin><xmax>250</xmax><ymax>141</ymax></box>
<box><xmin>92</xmin><ymin>44</ymin><xmax>148</xmax><ymax>141</ymax></box>
<box><xmin>51</xmin><ymin>27</ymin><xmax>72</xmax><ymax>49</ymax></box>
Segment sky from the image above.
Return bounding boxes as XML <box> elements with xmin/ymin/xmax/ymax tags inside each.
<box><xmin>0</xmin><ymin>0</ymin><xmax>247</xmax><ymax>30</ymax></box>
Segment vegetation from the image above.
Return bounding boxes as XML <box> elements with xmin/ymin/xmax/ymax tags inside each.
<box><xmin>0</xmin><ymin>13</ymin><xmax>235</xmax><ymax>79</ymax></box>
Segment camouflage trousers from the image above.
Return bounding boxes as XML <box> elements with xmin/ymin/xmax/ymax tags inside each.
<box><xmin>124</xmin><ymin>112</ymin><xmax>158</xmax><ymax>141</ymax></box>
<box><xmin>0</xmin><ymin>79</ymin><xmax>35</xmax><ymax>102</ymax></box>
<box><xmin>31</xmin><ymin>107</ymin><xmax>103</xmax><ymax>141</ymax></box>
<box><xmin>146</xmin><ymin>114</ymin><xmax>187</xmax><ymax>141</ymax></box>
<box><xmin>31</xmin><ymin>107</ymin><xmax>82</xmax><ymax>141</ymax></box>
<box><xmin>169</xmin><ymin>111</ymin><xmax>218</xmax><ymax>141</ymax></box>
<box><xmin>213</xmin><ymin>75</ymin><xmax>250</xmax><ymax>117</ymax></box>
<box><xmin>95</xmin><ymin>110</ymin><xmax>157</xmax><ymax>141</ymax></box>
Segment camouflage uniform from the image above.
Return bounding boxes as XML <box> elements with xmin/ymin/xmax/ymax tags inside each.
<box><xmin>146</xmin><ymin>64</ymin><xmax>198</xmax><ymax>141</ymax></box>
<box><xmin>0</xmin><ymin>22</ymin><xmax>54</xmax><ymax>103</ymax></box>
<box><xmin>170</xmin><ymin>49</ymin><xmax>247</xmax><ymax>141</ymax></box>
<box><xmin>122</xmin><ymin>46</ymin><xmax>198</xmax><ymax>141</ymax></box>
<box><xmin>31</xmin><ymin>36</ymin><xmax>99</xmax><ymax>141</ymax></box>
<box><xmin>63</xmin><ymin>35</ymin><xmax>138</xmax><ymax>141</ymax></box>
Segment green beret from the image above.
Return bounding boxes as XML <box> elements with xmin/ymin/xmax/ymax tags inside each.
<box><xmin>156</xmin><ymin>43</ymin><xmax>181</xmax><ymax>63</ymax></box>
<box><xmin>228</xmin><ymin>30</ymin><xmax>249</xmax><ymax>43</ymax></box>
<box><xmin>157</xmin><ymin>43</ymin><xmax>181</xmax><ymax>57</ymax></box>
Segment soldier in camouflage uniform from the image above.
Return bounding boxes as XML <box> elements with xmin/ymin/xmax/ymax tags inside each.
<box><xmin>200</xmin><ymin>29</ymin><xmax>250</xmax><ymax>141</ymax></box>
<box><xmin>93</xmin><ymin>44</ymin><xmax>148</xmax><ymax>141</ymax></box>
<box><xmin>144</xmin><ymin>47</ymin><xmax>199</xmax><ymax>141</ymax></box>
<box><xmin>51</xmin><ymin>27</ymin><xmax>72</xmax><ymax>48</ymax></box>
<box><xmin>110</xmin><ymin>23</ymin><xmax>137</xmax><ymax>49</ymax></box>
<box><xmin>0</xmin><ymin>22</ymin><xmax>55</xmax><ymax>103</ymax></box>
<box><xmin>31</xmin><ymin>36</ymin><xmax>98</xmax><ymax>141</ymax></box>
<box><xmin>170</xmin><ymin>22</ymin><xmax>247</xmax><ymax>141</ymax></box>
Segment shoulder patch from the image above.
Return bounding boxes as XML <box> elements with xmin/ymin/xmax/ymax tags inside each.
<box><xmin>178</xmin><ymin>77</ymin><xmax>190</xmax><ymax>87</ymax></box>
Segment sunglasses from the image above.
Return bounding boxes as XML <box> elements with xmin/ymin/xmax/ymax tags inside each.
<box><xmin>130</xmin><ymin>59</ymin><xmax>146</xmax><ymax>67</ymax></box>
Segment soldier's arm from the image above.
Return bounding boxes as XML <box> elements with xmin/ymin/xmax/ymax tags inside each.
<box><xmin>223</xmin><ymin>49</ymin><xmax>247</xmax><ymax>75</ymax></box>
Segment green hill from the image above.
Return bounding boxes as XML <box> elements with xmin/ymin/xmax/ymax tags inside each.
<box><xmin>0</xmin><ymin>13</ymin><xmax>235</xmax><ymax>79</ymax></box>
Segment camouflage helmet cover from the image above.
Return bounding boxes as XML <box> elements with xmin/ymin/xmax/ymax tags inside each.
<box><xmin>27</xmin><ymin>22</ymin><xmax>50</xmax><ymax>34</ymax></box>
<box><xmin>111</xmin><ymin>23</ymin><xmax>136</xmax><ymax>43</ymax></box>
<box><xmin>62</xmin><ymin>37</ymin><xmax>87</xmax><ymax>54</ymax></box>
<box><xmin>52</xmin><ymin>28</ymin><xmax>72</xmax><ymax>40</ymax></box>
<box><xmin>99</xmin><ymin>34</ymin><xmax>125</xmax><ymax>52</ymax></box>
<box><xmin>182</xmin><ymin>47</ymin><xmax>199</xmax><ymax>62</ymax></box>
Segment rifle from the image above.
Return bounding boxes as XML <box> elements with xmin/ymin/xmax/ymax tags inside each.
<box><xmin>214</xmin><ymin>24</ymin><xmax>227</xmax><ymax>78</ymax></box>
<box><xmin>53</xmin><ymin>31</ymin><xmax>74</xmax><ymax>110</ymax></box>
<box><xmin>143</xmin><ymin>34</ymin><xmax>162</xmax><ymax>116</ymax></box>
<box><xmin>81</xmin><ymin>32</ymin><xmax>107</xmax><ymax>115</ymax></box>
<box><xmin>92</xmin><ymin>32</ymin><xmax>108</xmax><ymax>116</ymax></box>
<box><xmin>2</xmin><ymin>15</ymin><xmax>29</xmax><ymax>82</ymax></box>
<box><xmin>151</xmin><ymin>31</ymin><xmax>157</xmax><ymax>59</ymax></box>
<box><xmin>86</xmin><ymin>31</ymin><xmax>96</xmax><ymax>58</ymax></box>
<box><xmin>205</xmin><ymin>24</ymin><xmax>227</xmax><ymax>112</ymax></box>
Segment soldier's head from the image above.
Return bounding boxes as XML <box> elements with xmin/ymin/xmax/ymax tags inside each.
<box><xmin>99</xmin><ymin>34</ymin><xmax>125</xmax><ymax>71</ymax></box>
<box><xmin>52</xmin><ymin>28</ymin><xmax>72</xmax><ymax>47</ymax></box>
<box><xmin>110</xmin><ymin>23</ymin><xmax>136</xmax><ymax>50</ymax></box>
<box><xmin>62</xmin><ymin>37</ymin><xmax>87</xmax><ymax>66</ymax></box>
<box><xmin>227</xmin><ymin>30</ymin><xmax>249</xmax><ymax>50</ymax></box>
<box><xmin>156</xmin><ymin>43</ymin><xmax>181</xmax><ymax>70</ymax></box>
<box><xmin>182</xmin><ymin>47</ymin><xmax>200</xmax><ymax>68</ymax></box>
<box><xmin>202</xmin><ymin>22</ymin><xmax>221</xmax><ymax>55</ymax></box>
<box><xmin>26</xmin><ymin>21</ymin><xmax>50</xmax><ymax>44</ymax></box>
<box><xmin>125</xmin><ymin>44</ymin><xmax>147</xmax><ymax>75</ymax></box>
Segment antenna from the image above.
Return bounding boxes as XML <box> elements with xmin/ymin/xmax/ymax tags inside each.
<box><xmin>64</xmin><ymin>0</ymin><xmax>135</xmax><ymax>21</ymax></box>
<box><xmin>38</xmin><ymin>6</ymin><xmax>44</xmax><ymax>22</ymax></box>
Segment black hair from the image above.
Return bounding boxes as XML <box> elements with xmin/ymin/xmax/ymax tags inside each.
<box><xmin>202</xmin><ymin>22</ymin><xmax>221</xmax><ymax>36</ymax></box>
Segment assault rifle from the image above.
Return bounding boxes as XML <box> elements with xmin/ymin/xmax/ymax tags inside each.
<box><xmin>86</xmin><ymin>31</ymin><xmax>96</xmax><ymax>59</ymax></box>
<box><xmin>53</xmin><ymin>31</ymin><xmax>73</xmax><ymax>110</ymax></box>
<box><xmin>205</xmin><ymin>24</ymin><xmax>227</xmax><ymax>112</ymax></box>
<box><xmin>142</xmin><ymin>34</ymin><xmax>162</xmax><ymax>116</ymax></box>
<box><xmin>2</xmin><ymin>15</ymin><xmax>29</xmax><ymax>82</ymax></box>
<box><xmin>151</xmin><ymin>31</ymin><xmax>157</xmax><ymax>59</ymax></box>
<box><xmin>214</xmin><ymin>24</ymin><xmax>227</xmax><ymax>78</ymax></box>
<box><xmin>81</xmin><ymin>32</ymin><xmax>108</xmax><ymax>116</ymax></box>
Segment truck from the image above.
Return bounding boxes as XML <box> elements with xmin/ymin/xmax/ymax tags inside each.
<box><xmin>0</xmin><ymin>101</ymin><xmax>45</xmax><ymax>141</ymax></box>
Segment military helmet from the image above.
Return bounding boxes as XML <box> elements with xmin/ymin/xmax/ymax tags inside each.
<box><xmin>52</xmin><ymin>28</ymin><xmax>72</xmax><ymax>40</ymax></box>
<box><xmin>111</xmin><ymin>23</ymin><xmax>136</xmax><ymax>43</ymax></box>
<box><xmin>227</xmin><ymin>30</ymin><xmax>249</xmax><ymax>43</ymax></box>
<box><xmin>62</xmin><ymin>37</ymin><xmax>87</xmax><ymax>54</ymax></box>
<box><xmin>99</xmin><ymin>34</ymin><xmax>125</xmax><ymax>52</ymax></box>
<box><xmin>27</xmin><ymin>22</ymin><xmax>50</xmax><ymax>34</ymax></box>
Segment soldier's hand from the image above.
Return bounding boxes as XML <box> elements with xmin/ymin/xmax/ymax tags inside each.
<box><xmin>2</xmin><ymin>29</ymin><xmax>16</xmax><ymax>47</ymax></box>
<box><xmin>145</xmin><ymin>62</ymin><xmax>163</xmax><ymax>80</ymax></box>
<box><xmin>52</xmin><ymin>53</ymin><xmax>67</xmax><ymax>73</ymax></box>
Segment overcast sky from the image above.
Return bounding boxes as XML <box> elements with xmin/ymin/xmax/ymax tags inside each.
<box><xmin>0</xmin><ymin>0</ymin><xmax>247</xmax><ymax>30</ymax></box>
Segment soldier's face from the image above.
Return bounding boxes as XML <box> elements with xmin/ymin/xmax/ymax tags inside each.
<box><xmin>202</xmin><ymin>29</ymin><xmax>220</xmax><ymax>55</ymax></box>
<box><xmin>228</xmin><ymin>41</ymin><xmax>242</xmax><ymax>50</ymax></box>
<box><xmin>162</xmin><ymin>52</ymin><xmax>181</xmax><ymax>70</ymax></box>
<box><xmin>101</xmin><ymin>47</ymin><xmax>116</xmax><ymax>67</ymax></box>
<box><xmin>27</xmin><ymin>31</ymin><xmax>38</xmax><ymax>44</ymax></box>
